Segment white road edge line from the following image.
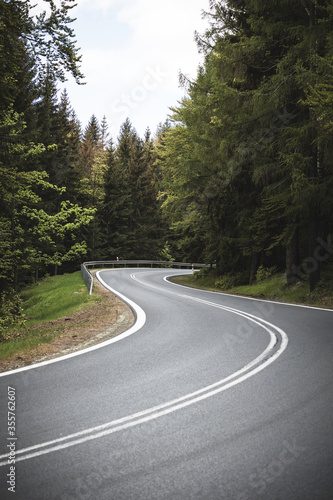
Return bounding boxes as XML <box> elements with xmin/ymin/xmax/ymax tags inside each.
<box><xmin>164</xmin><ymin>275</ymin><xmax>333</xmax><ymax>312</ymax></box>
<box><xmin>0</xmin><ymin>270</ymin><xmax>146</xmax><ymax>378</ymax></box>
<box><xmin>0</xmin><ymin>271</ymin><xmax>288</xmax><ymax>466</ymax></box>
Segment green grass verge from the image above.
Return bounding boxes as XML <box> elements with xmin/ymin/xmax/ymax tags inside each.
<box><xmin>172</xmin><ymin>272</ymin><xmax>333</xmax><ymax>309</ymax></box>
<box><xmin>20</xmin><ymin>271</ymin><xmax>96</xmax><ymax>326</ymax></box>
<box><xmin>0</xmin><ymin>271</ymin><xmax>100</xmax><ymax>360</ymax></box>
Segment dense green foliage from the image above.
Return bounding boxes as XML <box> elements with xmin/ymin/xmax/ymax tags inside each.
<box><xmin>157</xmin><ymin>0</ymin><xmax>333</xmax><ymax>291</ymax></box>
<box><xmin>0</xmin><ymin>1</ymin><xmax>166</xmax><ymax>331</ymax></box>
<box><xmin>1</xmin><ymin>0</ymin><xmax>332</xmax><ymax>333</ymax></box>
<box><xmin>99</xmin><ymin>120</ymin><xmax>165</xmax><ymax>259</ymax></box>
<box><xmin>0</xmin><ymin>0</ymin><xmax>95</xmax><ymax>328</ymax></box>
<box><xmin>173</xmin><ymin>268</ymin><xmax>333</xmax><ymax>309</ymax></box>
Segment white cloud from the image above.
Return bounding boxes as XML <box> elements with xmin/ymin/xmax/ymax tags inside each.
<box><xmin>77</xmin><ymin>0</ymin><xmax>126</xmax><ymax>11</ymax></box>
<box><xmin>55</xmin><ymin>1</ymin><xmax>209</xmax><ymax>137</ymax></box>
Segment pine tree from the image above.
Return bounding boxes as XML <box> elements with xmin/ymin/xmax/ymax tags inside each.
<box><xmin>99</xmin><ymin>120</ymin><xmax>165</xmax><ymax>259</ymax></box>
<box><xmin>56</xmin><ymin>89</ymin><xmax>82</xmax><ymax>201</ymax></box>
<box><xmin>100</xmin><ymin>115</ymin><xmax>110</xmax><ymax>149</ymax></box>
<box><xmin>80</xmin><ymin>115</ymin><xmax>101</xmax><ymax>181</ymax></box>
<box><xmin>99</xmin><ymin>140</ymin><xmax>132</xmax><ymax>258</ymax></box>
<box><xmin>34</xmin><ymin>67</ymin><xmax>60</xmax><ymax>184</ymax></box>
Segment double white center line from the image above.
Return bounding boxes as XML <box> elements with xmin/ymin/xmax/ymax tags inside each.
<box><xmin>0</xmin><ymin>270</ymin><xmax>288</xmax><ymax>466</ymax></box>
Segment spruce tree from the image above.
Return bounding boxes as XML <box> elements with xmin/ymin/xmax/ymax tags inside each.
<box><xmin>99</xmin><ymin>120</ymin><xmax>165</xmax><ymax>260</ymax></box>
<box><xmin>99</xmin><ymin>140</ymin><xmax>133</xmax><ymax>258</ymax></box>
<box><xmin>159</xmin><ymin>0</ymin><xmax>333</xmax><ymax>289</ymax></box>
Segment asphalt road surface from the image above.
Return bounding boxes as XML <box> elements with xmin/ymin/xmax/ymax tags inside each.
<box><xmin>0</xmin><ymin>268</ymin><xmax>332</xmax><ymax>500</ymax></box>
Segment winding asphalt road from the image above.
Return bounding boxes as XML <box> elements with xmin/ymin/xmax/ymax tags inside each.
<box><xmin>0</xmin><ymin>268</ymin><xmax>332</xmax><ymax>499</ymax></box>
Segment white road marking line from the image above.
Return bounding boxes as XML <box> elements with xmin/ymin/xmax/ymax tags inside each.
<box><xmin>0</xmin><ymin>277</ymin><xmax>288</xmax><ymax>466</ymax></box>
<box><xmin>164</xmin><ymin>274</ymin><xmax>333</xmax><ymax>312</ymax></box>
<box><xmin>1</xmin><ymin>266</ymin><xmax>329</xmax><ymax>380</ymax></box>
<box><xmin>0</xmin><ymin>271</ymin><xmax>146</xmax><ymax>378</ymax></box>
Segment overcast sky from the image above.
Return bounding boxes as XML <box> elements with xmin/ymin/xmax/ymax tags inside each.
<box><xmin>35</xmin><ymin>0</ymin><xmax>210</xmax><ymax>141</ymax></box>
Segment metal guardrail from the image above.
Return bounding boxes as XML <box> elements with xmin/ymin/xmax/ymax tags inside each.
<box><xmin>81</xmin><ymin>260</ymin><xmax>209</xmax><ymax>295</ymax></box>
<box><xmin>81</xmin><ymin>263</ymin><xmax>94</xmax><ymax>296</ymax></box>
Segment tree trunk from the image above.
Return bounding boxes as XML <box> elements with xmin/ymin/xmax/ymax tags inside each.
<box><xmin>308</xmin><ymin>209</ymin><xmax>320</xmax><ymax>292</ymax></box>
<box><xmin>249</xmin><ymin>252</ymin><xmax>260</xmax><ymax>285</ymax></box>
<box><xmin>286</xmin><ymin>230</ymin><xmax>299</xmax><ymax>285</ymax></box>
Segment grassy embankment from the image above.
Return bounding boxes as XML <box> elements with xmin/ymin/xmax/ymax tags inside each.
<box><xmin>0</xmin><ymin>271</ymin><xmax>100</xmax><ymax>360</ymax></box>
<box><xmin>172</xmin><ymin>268</ymin><xmax>333</xmax><ymax>309</ymax></box>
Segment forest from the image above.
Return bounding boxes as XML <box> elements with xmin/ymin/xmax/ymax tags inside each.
<box><xmin>1</xmin><ymin>0</ymin><xmax>333</xmax><ymax>330</ymax></box>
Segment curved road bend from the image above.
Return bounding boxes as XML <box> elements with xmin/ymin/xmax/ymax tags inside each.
<box><xmin>0</xmin><ymin>268</ymin><xmax>332</xmax><ymax>499</ymax></box>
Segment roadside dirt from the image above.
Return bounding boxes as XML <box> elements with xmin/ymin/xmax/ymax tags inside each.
<box><xmin>0</xmin><ymin>274</ymin><xmax>134</xmax><ymax>373</ymax></box>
